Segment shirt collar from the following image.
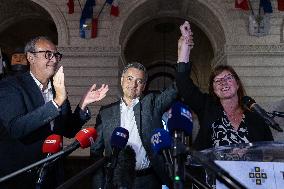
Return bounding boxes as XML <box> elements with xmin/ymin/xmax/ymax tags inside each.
<box><xmin>120</xmin><ymin>97</ymin><xmax>139</xmax><ymax>109</ymax></box>
<box><xmin>30</xmin><ymin>72</ymin><xmax>52</xmax><ymax>92</ymax></box>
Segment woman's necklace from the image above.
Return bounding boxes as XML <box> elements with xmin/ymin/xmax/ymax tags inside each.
<box><xmin>226</xmin><ymin>108</ymin><xmax>243</xmax><ymax>123</ymax></box>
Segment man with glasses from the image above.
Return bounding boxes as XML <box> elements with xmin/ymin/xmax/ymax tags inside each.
<box><xmin>91</xmin><ymin>62</ymin><xmax>177</xmax><ymax>189</ymax></box>
<box><xmin>0</xmin><ymin>36</ymin><xmax>109</xmax><ymax>189</ymax></box>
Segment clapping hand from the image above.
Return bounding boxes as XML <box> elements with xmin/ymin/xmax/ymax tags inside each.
<box><xmin>79</xmin><ymin>84</ymin><xmax>109</xmax><ymax>110</ymax></box>
<box><xmin>53</xmin><ymin>66</ymin><xmax>67</xmax><ymax>106</ymax></box>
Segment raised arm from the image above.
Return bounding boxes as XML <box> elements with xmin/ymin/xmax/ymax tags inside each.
<box><xmin>79</xmin><ymin>84</ymin><xmax>109</xmax><ymax>111</ymax></box>
<box><xmin>176</xmin><ymin>21</ymin><xmax>210</xmax><ymax>116</ymax></box>
<box><xmin>177</xmin><ymin>21</ymin><xmax>194</xmax><ymax>63</ymax></box>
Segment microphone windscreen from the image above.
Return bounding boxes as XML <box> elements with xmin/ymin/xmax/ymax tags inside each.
<box><xmin>151</xmin><ymin>128</ymin><xmax>171</xmax><ymax>154</ymax></box>
<box><xmin>113</xmin><ymin>145</ymin><xmax>136</xmax><ymax>189</ymax></box>
<box><xmin>111</xmin><ymin>127</ymin><xmax>129</xmax><ymax>149</ymax></box>
<box><xmin>167</xmin><ymin>101</ymin><xmax>193</xmax><ymax>136</ymax></box>
<box><xmin>242</xmin><ymin>96</ymin><xmax>255</xmax><ymax>110</ymax></box>
<box><xmin>42</xmin><ymin>134</ymin><xmax>62</xmax><ymax>153</ymax></box>
<box><xmin>75</xmin><ymin>127</ymin><xmax>97</xmax><ymax>148</ymax></box>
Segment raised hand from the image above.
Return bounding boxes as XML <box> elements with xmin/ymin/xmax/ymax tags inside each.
<box><xmin>178</xmin><ymin>21</ymin><xmax>194</xmax><ymax>63</ymax></box>
<box><xmin>79</xmin><ymin>84</ymin><xmax>109</xmax><ymax>110</ymax></box>
<box><xmin>53</xmin><ymin>66</ymin><xmax>67</xmax><ymax>106</ymax></box>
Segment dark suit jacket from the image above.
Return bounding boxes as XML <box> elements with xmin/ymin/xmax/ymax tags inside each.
<box><xmin>0</xmin><ymin>72</ymin><xmax>90</xmax><ymax>188</ymax></box>
<box><xmin>176</xmin><ymin>63</ymin><xmax>273</xmax><ymax>150</ymax></box>
<box><xmin>90</xmin><ymin>84</ymin><xmax>177</xmax><ymax>188</ymax></box>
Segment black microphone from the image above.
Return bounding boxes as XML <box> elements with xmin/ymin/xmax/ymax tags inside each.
<box><xmin>167</xmin><ymin>102</ymin><xmax>193</xmax><ymax>189</ymax></box>
<box><xmin>105</xmin><ymin>127</ymin><xmax>129</xmax><ymax>189</ymax></box>
<box><xmin>112</xmin><ymin>145</ymin><xmax>136</xmax><ymax>189</ymax></box>
<box><xmin>242</xmin><ymin>96</ymin><xmax>283</xmax><ymax>132</ymax></box>
<box><xmin>151</xmin><ymin>128</ymin><xmax>173</xmax><ymax>178</ymax></box>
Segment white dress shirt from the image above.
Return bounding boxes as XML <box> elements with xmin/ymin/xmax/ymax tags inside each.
<box><xmin>120</xmin><ymin>98</ymin><xmax>150</xmax><ymax>170</ymax></box>
<box><xmin>30</xmin><ymin>72</ymin><xmax>59</xmax><ymax>131</ymax></box>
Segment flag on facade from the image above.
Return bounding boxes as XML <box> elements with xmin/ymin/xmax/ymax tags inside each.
<box><xmin>92</xmin><ymin>18</ymin><xmax>98</xmax><ymax>38</ymax></box>
<box><xmin>278</xmin><ymin>0</ymin><xmax>284</xmax><ymax>11</ymax></box>
<box><xmin>80</xmin><ymin>0</ymin><xmax>96</xmax><ymax>38</ymax></box>
<box><xmin>67</xmin><ymin>0</ymin><xmax>74</xmax><ymax>14</ymax></box>
<box><xmin>260</xmin><ymin>0</ymin><xmax>273</xmax><ymax>13</ymax></box>
<box><xmin>106</xmin><ymin>0</ymin><xmax>119</xmax><ymax>17</ymax></box>
<box><xmin>235</xmin><ymin>0</ymin><xmax>249</xmax><ymax>10</ymax></box>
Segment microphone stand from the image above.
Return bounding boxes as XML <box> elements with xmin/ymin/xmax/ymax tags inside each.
<box><xmin>35</xmin><ymin>155</ymin><xmax>60</xmax><ymax>189</ymax></box>
<box><xmin>187</xmin><ymin>149</ymin><xmax>247</xmax><ymax>189</ymax></box>
<box><xmin>0</xmin><ymin>144</ymin><xmax>77</xmax><ymax>183</ymax></box>
<box><xmin>184</xmin><ymin>171</ymin><xmax>211</xmax><ymax>189</ymax></box>
<box><xmin>56</xmin><ymin>157</ymin><xmax>108</xmax><ymax>189</ymax></box>
<box><xmin>172</xmin><ymin>131</ymin><xmax>186</xmax><ymax>189</ymax></box>
<box><xmin>269</xmin><ymin>111</ymin><xmax>284</xmax><ymax>118</ymax></box>
<box><xmin>104</xmin><ymin>160</ymin><xmax>116</xmax><ymax>189</ymax></box>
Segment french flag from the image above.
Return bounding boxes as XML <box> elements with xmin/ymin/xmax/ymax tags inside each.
<box><xmin>235</xmin><ymin>0</ymin><xmax>249</xmax><ymax>10</ymax></box>
<box><xmin>278</xmin><ymin>0</ymin><xmax>284</xmax><ymax>11</ymax></box>
<box><xmin>106</xmin><ymin>0</ymin><xmax>119</xmax><ymax>17</ymax></box>
<box><xmin>80</xmin><ymin>0</ymin><xmax>96</xmax><ymax>38</ymax></box>
<box><xmin>67</xmin><ymin>0</ymin><xmax>74</xmax><ymax>14</ymax></box>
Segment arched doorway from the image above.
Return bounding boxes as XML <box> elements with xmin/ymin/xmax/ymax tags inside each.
<box><xmin>123</xmin><ymin>17</ymin><xmax>214</xmax><ymax>93</ymax></box>
<box><xmin>0</xmin><ymin>0</ymin><xmax>57</xmax><ymax>76</ymax></box>
<box><xmin>119</xmin><ymin>0</ymin><xmax>227</xmax><ymax>93</ymax></box>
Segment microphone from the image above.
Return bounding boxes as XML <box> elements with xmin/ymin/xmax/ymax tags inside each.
<box><xmin>242</xmin><ymin>96</ymin><xmax>283</xmax><ymax>132</ymax></box>
<box><xmin>105</xmin><ymin>127</ymin><xmax>129</xmax><ymax>189</ymax></box>
<box><xmin>112</xmin><ymin>145</ymin><xmax>136</xmax><ymax>189</ymax></box>
<box><xmin>63</xmin><ymin>127</ymin><xmax>98</xmax><ymax>155</ymax></box>
<box><xmin>110</xmin><ymin>127</ymin><xmax>129</xmax><ymax>154</ymax></box>
<box><xmin>150</xmin><ymin>129</ymin><xmax>210</xmax><ymax>189</ymax></box>
<box><xmin>42</xmin><ymin>134</ymin><xmax>63</xmax><ymax>154</ymax></box>
<box><xmin>151</xmin><ymin>128</ymin><xmax>173</xmax><ymax>178</ymax></box>
<box><xmin>36</xmin><ymin>134</ymin><xmax>62</xmax><ymax>186</ymax></box>
<box><xmin>167</xmin><ymin>101</ymin><xmax>193</xmax><ymax>136</ymax></box>
<box><xmin>0</xmin><ymin>128</ymin><xmax>97</xmax><ymax>183</ymax></box>
<box><xmin>166</xmin><ymin>102</ymin><xmax>193</xmax><ymax>189</ymax></box>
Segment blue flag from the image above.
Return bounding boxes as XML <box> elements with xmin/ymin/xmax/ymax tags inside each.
<box><xmin>106</xmin><ymin>0</ymin><xmax>113</xmax><ymax>4</ymax></box>
<box><xmin>80</xmin><ymin>0</ymin><xmax>96</xmax><ymax>38</ymax></box>
<box><xmin>260</xmin><ymin>0</ymin><xmax>273</xmax><ymax>13</ymax></box>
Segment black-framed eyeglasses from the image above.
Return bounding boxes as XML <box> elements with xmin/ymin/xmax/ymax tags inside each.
<box><xmin>213</xmin><ymin>74</ymin><xmax>235</xmax><ymax>86</ymax></box>
<box><xmin>30</xmin><ymin>50</ymin><xmax>63</xmax><ymax>61</ymax></box>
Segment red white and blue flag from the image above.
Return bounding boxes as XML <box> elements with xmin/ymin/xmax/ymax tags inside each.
<box><xmin>278</xmin><ymin>0</ymin><xmax>284</xmax><ymax>11</ymax></box>
<box><xmin>106</xmin><ymin>0</ymin><xmax>120</xmax><ymax>17</ymax></box>
<box><xmin>260</xmin><ymin>0</ymin><xmax>273</xmax><ymax>13</ymax></box>
<box><xmin>67</xmin><ymin>0</ymin><xmax>74</xmax><ymax>14</ymax></box>
<box><xmin>235</xmin><ymin>0</ymin><xmax>249</xmax><ymax>10</ymax></box>
<box><xmin>80</xmin><ymin>0</ymin><xmax>96</xmax><ymax>38</ymax></box>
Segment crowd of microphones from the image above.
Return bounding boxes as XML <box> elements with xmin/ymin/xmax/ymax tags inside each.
<box><xmin>0</xmin><ymin>126</ymin><xmax>135</xmax><ymax>189</ymax></box>
<box><xmin>0</xmin><ymin>96</ymin><xmax>283</xmax><ymax>189</ymax></box>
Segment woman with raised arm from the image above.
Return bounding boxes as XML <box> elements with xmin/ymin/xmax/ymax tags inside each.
<box><xmin>175</xmin><ymin>21</ymin><xmax>273</xmax><ymax>151</ymax></box>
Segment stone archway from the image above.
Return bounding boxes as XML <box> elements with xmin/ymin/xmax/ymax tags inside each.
<box><xmin>30</xmin><ymin>0</ymin><xmax>69</xmax><ymax>46</ymax></box>
<box><xmin>118</xmin><ymin>0</ymin><xmax>228</xmax><ymax>63</ymax></box>
<box><xmin>0</xmin><ymin>0</ymin><xmax>62</xmax><ymax>59</ymax></box>
<box><xmin>118</xmin><ymin>0</ymin><xmax>227</xmax><ymax>92</ymax></box>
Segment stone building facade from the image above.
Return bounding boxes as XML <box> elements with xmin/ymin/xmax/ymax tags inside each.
<box><xmin>1</xmin><ymin>0</ymin><xmax>284</xmax><ymax>156</ymax></box>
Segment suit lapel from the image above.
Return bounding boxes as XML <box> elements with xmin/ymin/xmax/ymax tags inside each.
<box><xmin>17</xmin><ymin>73</ymin><xmax>45</xmax><ymax>108</ymax></box>
<box><xmin>134</xmin><ymin>101</ymin><xmax>142</xmax><ymax>135</ymax></box>
<box><xmin>110</xmin><ymin>101</ymin><xmax>121</xmax><ymax>129</ymax></box>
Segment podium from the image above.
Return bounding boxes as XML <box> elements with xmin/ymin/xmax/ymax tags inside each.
<box><xmin>199</xmin><ymin>142</ymin><xmax>284</xmax><ymax>189</ymax></box>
